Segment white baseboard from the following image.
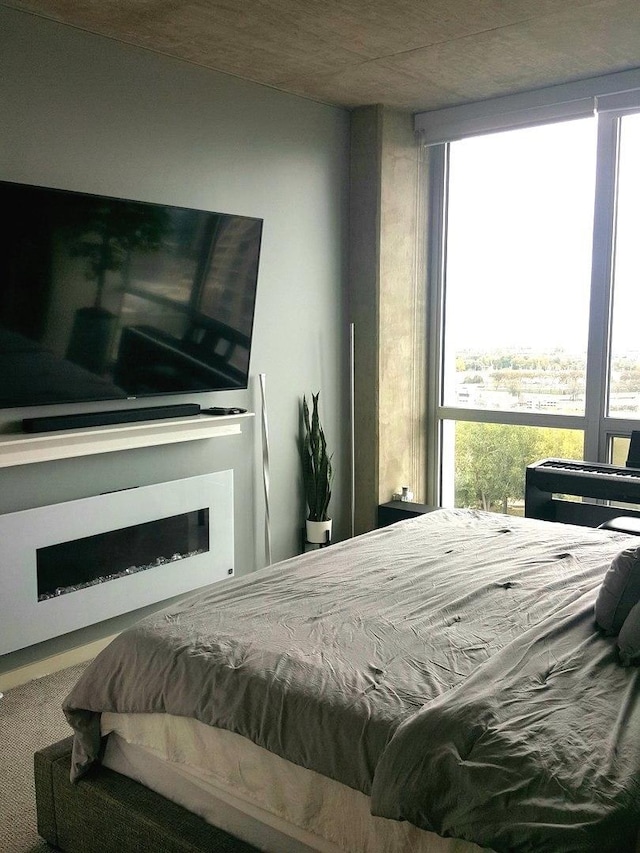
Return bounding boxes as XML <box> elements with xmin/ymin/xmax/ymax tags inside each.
<box><xmin>0</xmin><ymin>633</ymin><xmax>117</xmax><ymax>692</ymax></box>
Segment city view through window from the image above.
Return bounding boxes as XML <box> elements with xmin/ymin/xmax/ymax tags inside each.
<box><xmin>436</xmin><ymin>114</ymin><xmax>640</xmax><ymax>514</ymax></box>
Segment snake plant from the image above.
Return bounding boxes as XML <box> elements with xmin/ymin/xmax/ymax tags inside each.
<box><xmin>301</xmin><ymin>392</ymin><xmax>333</xmax><ymax>522</ymax></box>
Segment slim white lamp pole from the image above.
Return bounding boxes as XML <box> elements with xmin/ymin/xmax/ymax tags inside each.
<box><xmin>259</xmin><ymin>373</ymin><xmax>272</xmax><ymax>566</ymax></box>
<box><xmin>349</xmin><ymin>322</ymin><xmax>355</xmax><ymax>538</ymax></box>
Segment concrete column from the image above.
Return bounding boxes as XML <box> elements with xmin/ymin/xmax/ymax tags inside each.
<box><xmin>349</xmin><ymin>106</ymin><xmax>427</xmax><ymax>534</ymax></box>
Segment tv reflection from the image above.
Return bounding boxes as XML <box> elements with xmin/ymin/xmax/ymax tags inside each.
<box><xmin>0</xmin><ymin>181</ymin><xmax>263</xmax><ymax>407</ymax></box>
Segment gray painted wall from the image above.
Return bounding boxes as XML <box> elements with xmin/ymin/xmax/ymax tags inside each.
<box><xmin>0</xmin><ymin>8</ymin><xmax>349</xmax><ymax>670</ymax></box>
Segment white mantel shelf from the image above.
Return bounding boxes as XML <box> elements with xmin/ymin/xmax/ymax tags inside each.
<box><xmin>0</xmin><ymin>412</ymin><xmax>254</xmax><ymax>469</ymax></box>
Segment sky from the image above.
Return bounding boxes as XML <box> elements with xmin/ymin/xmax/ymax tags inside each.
<box><xmin>444</xmin><ymin>114</ymin><xmax>640</xmax><ymax>357</ymax></box>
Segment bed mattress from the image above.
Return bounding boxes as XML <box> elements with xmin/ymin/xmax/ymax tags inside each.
<box><xmin>101</xmin><ymin>711</ymin><xmax>493</xmax><ymax>853</ymax></box>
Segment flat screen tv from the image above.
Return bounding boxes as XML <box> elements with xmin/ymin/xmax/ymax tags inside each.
<box><xmin>0</xmin><ymin>180</ymin><xmax>263</xmax><ymax>408</ymax></box>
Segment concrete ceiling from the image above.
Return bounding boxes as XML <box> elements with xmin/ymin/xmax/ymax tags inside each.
<box><xmin>5</xmin><ymin>0</ymin><xmax>640</xmax><ymax>113</ymax></box>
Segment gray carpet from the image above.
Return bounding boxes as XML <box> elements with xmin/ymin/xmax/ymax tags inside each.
<box><xmin>0</xmin><ymin>662</ymin><xmax>91</xmax><ymax>852</ymax></box>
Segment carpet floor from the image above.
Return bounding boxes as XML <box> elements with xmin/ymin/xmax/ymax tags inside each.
<box><xmin>0</xmin><ymin>662</ymin><xmax>91</xmax><ymax>852</ymax></box>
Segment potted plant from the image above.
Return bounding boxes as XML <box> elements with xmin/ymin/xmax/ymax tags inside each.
<box><xmin>301</xmin><ymin>391</ymin><xmax>333</xmax><ymax>544</ymax></box>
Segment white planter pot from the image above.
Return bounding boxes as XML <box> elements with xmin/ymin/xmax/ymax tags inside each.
<box><xmin>306</xmin><ymin>519</ymin><xmax>332</xmax><ymax>545</ymax></box>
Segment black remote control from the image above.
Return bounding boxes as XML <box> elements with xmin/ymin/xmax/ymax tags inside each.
<box><xmin>202</xmin><ymin>407</ymin><xmax>247</xmax><ymax>416</ymax></box>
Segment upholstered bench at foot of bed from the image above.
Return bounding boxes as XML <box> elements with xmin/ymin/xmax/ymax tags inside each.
<box><xmin>34</xmin><ymin>737</ymin><xmax>260</xmax><ymax>853</ymax></box>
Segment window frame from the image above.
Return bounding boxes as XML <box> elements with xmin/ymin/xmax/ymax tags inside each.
<box><xmin>424</xmin><ymin>88</ymin><xmax>640</xmax><ymax>508</ymax></box>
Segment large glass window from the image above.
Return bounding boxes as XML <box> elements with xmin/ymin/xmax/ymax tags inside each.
<box><xmin>608</xmin><ymin>113</ymin><xmax>640</xmax><ymax>419</ymax></box>
<box><xmin>443</xmin><ymin>120</ymin><xmax>596</xmax><ymax>418</ymax></box>
<box><xmin>442</xmin><ymin>421</ymin><xmax>584</xmax><ymax>514</ymax></box>
<box><xmin>430</xmin><ymin>105</ymin><xmax>640</xmax><ymax>512</ymax></box>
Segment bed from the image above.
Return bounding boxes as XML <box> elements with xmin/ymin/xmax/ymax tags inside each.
<box><xmin>0</xmin><ymin>327</ymin><xmax>127</xmax><ymax>406</ymax></box>
<box><xmin>36</xmin><ymin>509</ymin><xmax>640</xmax><ymax>853</ymax></box>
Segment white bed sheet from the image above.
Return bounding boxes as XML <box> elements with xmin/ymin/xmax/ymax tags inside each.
<box><xmin>101</xmin><ymin>711</ymin><xmax>495</xmax><ymax>853</ymax></box>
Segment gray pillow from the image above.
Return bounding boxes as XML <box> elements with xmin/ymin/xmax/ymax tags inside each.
<box><xmin>594</xmin><ymin>545</ymin><xmax>640</xmax><ymax>635</ymax></box>
<box><xmin>618</xmin><ymin>599</ymin><xmax>640</xmax><ymax>666</ymax></box>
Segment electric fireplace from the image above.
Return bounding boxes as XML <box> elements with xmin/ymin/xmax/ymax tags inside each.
<box><xmin>0</xmin><ymin>471</ymin><xmax>233</xmax><ymax>655</ymax></box>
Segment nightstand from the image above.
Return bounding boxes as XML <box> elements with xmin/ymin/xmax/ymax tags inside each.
<box><xmin>377</xmin><ymin>501</ymin><xmax>439</xmax><ymax>527</ymax></box>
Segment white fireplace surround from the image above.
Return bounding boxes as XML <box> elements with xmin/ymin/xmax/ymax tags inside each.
<box><xmin>0</xmin><ymin>470</ymin><xmax>234</xmax><ymax>656</ymax></box>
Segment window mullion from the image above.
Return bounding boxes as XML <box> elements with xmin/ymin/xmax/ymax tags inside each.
<box><xmin>437</xmin><ymin>406</ymin><xmax>586</xmax><ymax>430</ymax></box>
<box><xmin>583</xmin><ymin>112</ymin><xmax>619</xmax><ymax>462</ymax></box>
<box><xmin>426</xmin><ymin>143</ymin><xmax>447</xmax><ymax>506</ymax></box>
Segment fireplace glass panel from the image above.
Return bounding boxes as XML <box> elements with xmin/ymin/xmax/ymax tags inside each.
<box><xmin>37</xmin><ymin>509</ymin><xmax>209</xmax><ymax>600</ymax></box>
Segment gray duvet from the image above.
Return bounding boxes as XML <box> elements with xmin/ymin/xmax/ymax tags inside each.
<box><xmin>63</xmin><ymin>509</ymin><xmax>640</xmax><ymax>852</ymax></box>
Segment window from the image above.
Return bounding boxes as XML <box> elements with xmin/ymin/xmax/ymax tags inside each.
<box><xmin>426</xmin><ymin>89</ymin><xmax>640</xmax><ymax>513</ymax></box>
<box><xmin>608</xmin><ymin>113</ymin><xmax>640</xmax><ymax>419</ymax></box>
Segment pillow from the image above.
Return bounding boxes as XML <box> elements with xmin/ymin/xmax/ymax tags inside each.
<box><xmin>594</xmin><ymin>545</ymin><xmax>640</xmax><ymax>635</ymax></box>
<box><xmin>618</xmin><ymin>599</ymin><xmax>640</xmax><ymax>666</ymax></box>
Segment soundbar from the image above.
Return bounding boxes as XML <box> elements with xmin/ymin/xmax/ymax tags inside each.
<box><xmin>22</xmin><ymin>403</ymin><xmax>202</xmax><ymax>434</ymax></box>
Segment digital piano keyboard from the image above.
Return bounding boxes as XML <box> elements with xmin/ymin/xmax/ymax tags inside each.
<box><xmin>525</xmin><ymin>458</ymin><xmax>640</xmax><ymax>527</ymax></box>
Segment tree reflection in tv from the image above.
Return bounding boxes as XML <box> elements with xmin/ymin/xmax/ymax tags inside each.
<box><xmin>37</xmin><ymin>509</ymin><xmax>209</xmax><ymax>601</ymax></box>
<box><xmin>0</xmin><ymin>180</ymin><xmax>263</xmax><ymax>408</ymax></box>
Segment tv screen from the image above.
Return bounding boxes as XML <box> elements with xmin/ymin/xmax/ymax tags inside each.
<box><xmin>0</xmin><ymin>180</ymin><xmax>263</xmax><ymax>408</ymax></box>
